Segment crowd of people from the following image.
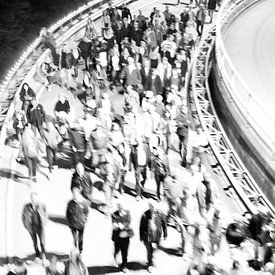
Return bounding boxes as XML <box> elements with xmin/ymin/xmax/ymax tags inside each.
<box><xmin>4</xmin><ymin>0</ymin><xmax>275</xmax><ymax>275</ymax></box>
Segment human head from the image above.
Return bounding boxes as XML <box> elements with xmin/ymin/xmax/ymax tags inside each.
<box><xmin>58</xmin><ymin>93</ymin><xmax>66</xmax><ymax>103</ymax></box>
<box><xmin>31</xmin><ymin>192</ymin><xmax>39</xmax><ymax>206</ymax></box>
<box><xmin>22</xmin><ymin>83</ymin><xmax>29</xmax><ymax>90</ymax></box>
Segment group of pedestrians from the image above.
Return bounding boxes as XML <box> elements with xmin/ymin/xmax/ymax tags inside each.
<box><xmin>5</xmin><ymin>0</ymin><xmax>275</xmax><ymax>275</ymax></box>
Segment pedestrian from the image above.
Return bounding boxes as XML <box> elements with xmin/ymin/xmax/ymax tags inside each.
<box><xmin>21</xmin><ymin>124</ymin><xmax>42</xmax><ymax>182</ymax></box>
<box><xmin>208</xmin><ymin>0</ymin><xmax>217</xmax><ymax>22</ymax></box>
<box><xmin>195</xmin><ymin>4</ymin><xmax>207</xmax><ymax>37</ymax></box>
<box><xmin>43</xmin><ymin>119</ymin><xmax>62</xmax><ymax>173</ymax></box>
<box><xmin>139</xmin><ymin>200</ymin><xmax>167</xmax><ymax>272</ymax></box>
<box><xmin>22</xmin><ymin>192</ymin><xmax>47</xmax><ymax>260</ymax></box>
<box><xmin>66</xmin><ymin>187</ymin><xmax>89</xmax><ymax>254</ymax></box>
<box><xmin>151</xmin><ymin>147</ymin><xmax>169</xmax><ymax>200</ymax></box>
<box><xmin>26</xmin><ymin>97</ymin><xmax>46</xmax><ymax>137</ymax></box>
<box><xmin>111</xmin><ymin>199</ymin><xmax>133</xmax><ymax>272</ymax></box>
<box><xmin>71</xmin><ymin>162</ymin><xmax>93</xmax><ymax>202</ymax></box>
<box><xmin>208</xmin><ymin>209</ymin><xmax>222</xmax><ymax>255</ymax></box>
<box><xmin>64</xmin><ymin>248</ymin><xmax>88</xmax><ymax>275</ymax></box>
<box><xmin>19</xmin><ymin>83</ymin><xmax>35</xmax><ymax>114</ymax></box>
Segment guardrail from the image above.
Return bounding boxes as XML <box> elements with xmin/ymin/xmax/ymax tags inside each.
<box><xmin>190</xmin><ymin>26</ymin><xmax>275</xmax><ymax>217</ymax></box>
<box><xmin>215</xmin><ymin>0</ymin><xmax>275</xmax><ymax>158</ymax></box>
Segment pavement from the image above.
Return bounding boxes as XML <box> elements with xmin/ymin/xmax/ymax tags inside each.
<box><xmin>0</xmin><ymin>1</ymin><xmax>256</xmax><ymax>275</ymax></box>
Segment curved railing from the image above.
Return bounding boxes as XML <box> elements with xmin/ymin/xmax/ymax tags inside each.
<box><xmin>190</xmin><ymin>26</ymin><xmax>275</xmax><ymax>218</ymax></box>
<box><xmin>215</xmin><ymin>0</ymin><xmax>275</xmax><ymax>157</ymax></box>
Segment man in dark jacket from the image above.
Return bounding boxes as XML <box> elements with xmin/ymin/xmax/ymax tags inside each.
<box><xmin>66</xmin><ymin>187</ymin><xmax>89</xmax><ymax>253</ymax></box>
<box><xmin>71</xmin><ymin>162</ymin><xmax>93</xmax><ymax>202</ymax></box>
<box><xmin>139</xmin><ymin>201</ymin><xmax>167</xmax><ymax>272</ymax></box>
<box><xmin>26</xmin><ymin>97</ymin><xmax>46</xmax><ymax>136</ymax></box>
<box><xmin>117</xmin><ymin>3</ymin><xmax>132</xmax><ymax>21</ymax></box>
<box><xmin>22</xmin><ymin>192</ymin><xmax>47</xmax><ymax>259</ymax></box>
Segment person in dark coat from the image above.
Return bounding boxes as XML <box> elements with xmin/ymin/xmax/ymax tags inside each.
<box><xmin>22</xmin><ymin>192</ymin><xmax>48</xmax><ymax>259</ymax></box>
<box><xmin>68</xmin><ymin>122</ymin><xmax>86</xmax><ymax>166</ymax></box>
<box><xmin>20</xmin><ymin>83</ymin><xmax>35</xmax><ymax>114</ymax></box>
<box><xmin>71</xmin><ymin>162</ymin><xmax>93</xmax><ymax>202</ymax></box>
<box><xmin>78</xmin><ymin>38</ymin><xmax>91</xmax><ymax>71</ymax></box>
<box><xmin>139</xmin><ymin>200</ymin><xmax>167</xmax><ymax>272</ymax></box>
<box><xmin>111</xmin><ymin>200</ymin><xmax>133</xmax><ymax>272</ymax></box>
<box><xmin>66</xmin><ymin>187</ymin><xmax>89</xmax><ymax>253</ymax></box>
<box><xmin>117</xmin><ymin>3</ymin><xmax>132</xmax><ymax>21</ymax></box>
<box><xmin>26</xmin><ymin>97</ymin><xmax>46</xmax><ymax>137</ymax></box>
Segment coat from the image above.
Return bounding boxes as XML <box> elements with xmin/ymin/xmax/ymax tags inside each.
<box><xmin>22</xmin><ymin>203</ymin><xmax>47</xmax><ymax>234</ymax></box>
<box><xmin>71</xmin><ymin>172</ymin><xmax>93</xmax><ymax>201</ymax></box>
<box><xmin>26</xmin><ymin>103</ymin><xmax>46</xmax><ymax>129</ymax></box>
<box><xmin>21</xmin><ymin>128</ymin><xmax>41</xmax><ymax>159</ymax></box>
<box><xmin>66</xmin><ymin>199</ymin><xmax>89</xmax><ymax>230</ymax></box>
<box><xmin>140</xmin><ymin>209</ymin><xmax>167</xmax><ymax>244</ymax></box>
<box><xmin>111</xmin><ymin>209</ymin><xmax>132</xmax><ymax>241</ymax></box>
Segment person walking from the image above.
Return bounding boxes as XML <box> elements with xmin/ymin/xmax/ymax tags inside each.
<box><xmin>22</xmin><ymin>192</ymin><xmax>47</xmax><ymax>260</ymax></box>
<box><xmin>66</xmin><ymin>187</ymin><xmax>89</xmax><ymax>254</ymax></box>
<box><xmin>21</xmin><ymin>124</ymin><xmax>42</xmax><ymax>182</ymax></box>
<box><xmin>139</xmin><ymin>200</ymin><xmax>167</xmax><ymax>272</ymax></box>
<box><xmin>111</xmin><ymin>200</ymin><xmax>133</xmax><ymax>273</ymax></box>
<box><xmin>71</xmin><ymin>162</ymin><xmax>93</xmax><ymax>202</ymax></box>
<box><xmin>195</xmin><ymin>4</ymin><xmax>207</xmax><ymax>37</ymax></box>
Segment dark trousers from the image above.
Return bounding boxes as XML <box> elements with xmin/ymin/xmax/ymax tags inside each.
<box><xmin>114</xmin><ymin>237</ymin><xmax>130</xmax><ymax>268</ymax></box>
<box><xmin>71</xmin><ymin>227</ymin><xmax>85</xmax><ymax>252</ymax></box>
<box><xmin>46</xmin><ymin>146</ymin><xmax>57</xmax><ymax>172</ymax></box>
<box><xmin>155</xmin><ymin>173</ymin><xmax>166</xmax><ymax>200</ymax></box>
<box><xmin>135</xmin><ymin>166</ymin><xmax>147</xmax><ymax>197</ymax></box>
<box><xmin>196</xmin><ymin>20</ymin><xmax>204</xmax><ymax>37</ymax></box>
<box><xmin>26</xmin><ymin>157</ymin><xmax>38</xmax><ymax>178</ymax></box>
<box><xmin>30</xmin><ymin>229</ymin><xmax>45</xmax><ymax>257</ymax></box>
<box><xmin>144</xmin><ymin>241</ymin><xmax>154</xmax><ymax>266</ymax></box>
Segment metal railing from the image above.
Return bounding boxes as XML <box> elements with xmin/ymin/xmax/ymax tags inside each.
<box><xmin>215</xmin><ymin>0</ymin><xmax>275</xmax><ymax>157</ymax></box>
<box><xmin>190</xmin><ymin>26</ymin><xmax>275</xmax><ymax>218</ymax></box>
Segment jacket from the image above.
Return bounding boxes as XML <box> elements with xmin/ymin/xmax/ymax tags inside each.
<box><xmin>22</xmin><ymin>203</ymin><xmax>47</xmax><ymax>234</ymax></box>
<box><xmin>66</xmin><ymin>200</ymin><xmax>89</xmax><ymax>230</ymax></box>
<box><xmin>139</xmin><ymin>209</ymin><xmax>167</xmax><ymax>244</ymax></box>
<box><xmin>26</xmin><ymin>103</ymin><xmax>46</xmax><ymax>128</ymax></box>
<box><xmin>111</xmin><ymin>209</ymin><xmax>132</xmax><ymax>241</ymax></box>
<box><xmin>71</xmin><ymin>172</ymin><xmax>93</xmax><ymax>201</ymax></box>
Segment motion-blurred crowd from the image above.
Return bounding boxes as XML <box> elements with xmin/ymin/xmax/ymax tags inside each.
<box><xmin>5</xmin><ymin>0</ymin><xmax>275</xmax><ymax>274</ymax></box>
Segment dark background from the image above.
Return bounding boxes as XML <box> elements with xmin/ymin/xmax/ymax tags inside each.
<box><xmin>0</xmin><ymin>0</ymin><xmax>89</xmax><ymax>82</ymax></box>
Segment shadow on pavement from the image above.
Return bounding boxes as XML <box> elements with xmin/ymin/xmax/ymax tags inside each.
<box><xmin>0</xmin><ymin>168</ymin><xmax>28</xmax><ymax>183</ymax></box>
<box><xmin>49</xmin><ymin>215</ymin><xmax>68</xmax><ymax>226</ymax></box>
<box><xmin>159</xmin><ymin>246</ymin><xmax>182</xmax><ymax>257</ymax></box>
<box><xmin>87</xmin><ymin>262</ymin><xmax>147</xmax><ymax>274</ymax></box>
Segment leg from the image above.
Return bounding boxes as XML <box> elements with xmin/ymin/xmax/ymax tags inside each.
<box><xmin>135</xmin><ymin>167</ymin><xmax>142</xmax><ymax>198</ymax></box>
<box><xmin>140</xmin><ymin>166</ymin><xmax>147</xmax><ymax>188</ymax></box>
<box><xmin>46</xmin><ymin>146</ymin><xmax>54</xmax><ymax>172</ymax></box>
<box><xmin>144</xmin><ymin>241</ymin><xmax>154</xmax><ymax>267</ymax></box>
<box><xmin>38</xmin><ymin>228</ymin><xmax>46</xmax><ymax>257</ymax></box>
<box><xmin>32</xmin><ymin>157</ymin><xmax>38</xmax><ymax>178</ymax></box>
<box><xmin>120</xmin><ymin>237</ymin><xmax>130</xmax><ymax>268</ymax></box>
<box><xmin>26</xmin><ymin>157</ymin><xmax>33</xmax><ymax>178</ymax></box>
<box><xmin>114</xmin><ymin>240</ymin><xmax>121</xmax><ymax>259</ymax></box>
<box><xmin>78</xmin><ymin>227</ymin><xmax>85</xmax><ymax>253</ymax></box>
<box><xmin>155</xmin><ymin>173</ymin><xmax>161</xmax><ymax>200</ymax></box>
<box><xmin>29</xmin><ymin>232</ymin><xmax>40</xmax><ymax>257</ymax></box>
<box><xmin>71</xmin><ymin>228</ymin><xmax>79</xmax><ymax>248</ymax></box>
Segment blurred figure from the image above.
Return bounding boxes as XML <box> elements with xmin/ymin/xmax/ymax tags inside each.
<box><xmin>71</xmin><ymin>162</ymin><xmax>93</xmax><ymax>202</ymax></box>
<box><xmin>66</xmin><ymin>187</ymin><xmax>89</xmax><ymax>254</ymax></box>
<box><xmin>54</xmin><ymin>94</ymin><xmax>74</xmax><ymax>126</ymax></box>
<box><xmin>195</xmin><ymin>4</ymin><xmax>207</xmax><ymax>37</ymax></box>
<box><xmin>22</xmin><ymin>192</ymin><xmax>47</xmax><ymax>260</ymax></box>
<box><xmin>46</xmin><ymin>255</ymin><xmax>63</xmax><ymax>275</ymax></box>
<box><xmin>21</xmin><ymin>124</ymin><xmax>41</xmax><ymax>181</ymax></box>
<box><xmin>19</xmin><ymin>83</ymin><xmax>35</xmax><ymax>113</ymax></box>
<box><xmin>139</xmin><ymin>200</ymin><xmax>167</xmax><ymax>272</ymax></box>
<box><xmin>6</xmin><ymin>258</ymin><xmax>27</xmax><ymax>275</ymax></box>
<box><xmin>64</xmin><ymin>248</ymin><xmax>88</xmax><ymax>275</ymax></box>
<box><xmin>111</xmin><ymin>199</ymin><xmax>133</xmax><ymax>272</ymax></box>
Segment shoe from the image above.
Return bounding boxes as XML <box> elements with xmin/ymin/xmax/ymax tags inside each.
<box><xmin>147</xmin><ymin>266</ymin><xmax>153</xmax><ymax>273</ymax></box>
<box><xmin>16</xmin><ymin>157</ymin><xmax>22</xmax><ymax>163</ymax></box>
<box><xmin>122</xmin><ymin>267</ymin><xmax>128</xmax><ymax>273</ymax></box>
<box><xmin>136</xmin><ymin>196</ymin><xmax>141</xmax><ymax>202</ymax></box>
